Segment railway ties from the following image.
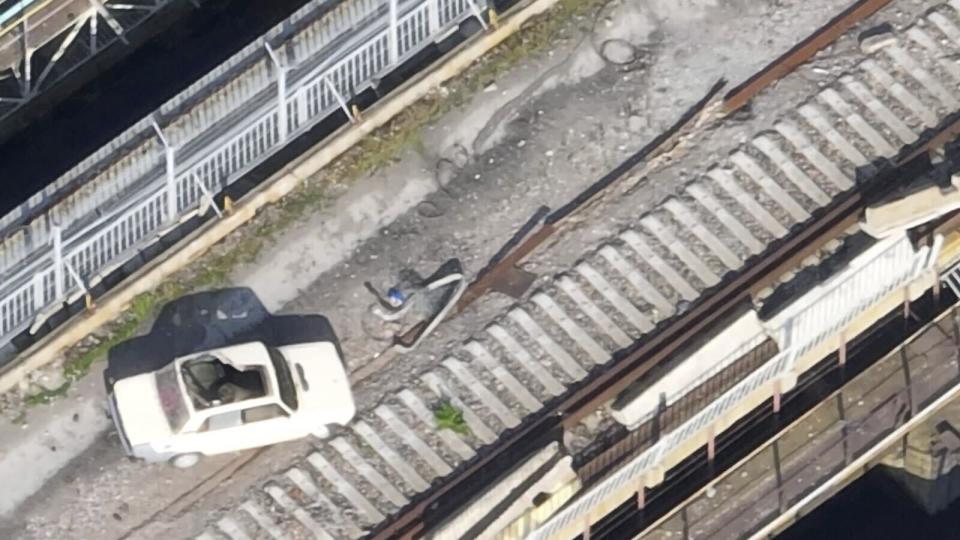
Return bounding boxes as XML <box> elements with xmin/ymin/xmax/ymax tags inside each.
<box><xmin>193</xmin><ymin>4</ymin><xmax>960</xmax><ymax>539</ymax></box>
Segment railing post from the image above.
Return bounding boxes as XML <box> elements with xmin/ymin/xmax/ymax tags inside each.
<box><xmin>773</xmin><ymin>378</ymin><xmax>782</xmax><ymax>414</ymax></box>
<box><xmin>164</xmin><ymin>144</ymin><xmax>177</xmax><ymax>221</ymax></box>
<box><xmin>653</xmin><ymin>392</ymin><xmax>666</xmax><ymax>441</ymax></box>
<box><xmin>838</xmin><ymin>330</ymin><xmax>847</xmax><ymax>376</ymax></box>
<box><xmin>151</xmin><ymin>120</ymin><xmax>178</xmax><ymax>222</ymax></box>
<box><xmin>903</xmin><ymin>285</ymin><xmax>912</xmax><ymax>322</ymax></box>
<box><xmin>706</xmin><ymin>425</ymin><xmax>716</xmax><ymax>465</ymax></box>
<box><xmin>427</xmin><ymin>0</ymin><xmax>440</xmax><ymax>34</ymax></box>
<box><xmin>772</xmin><ymin>440</ymin><xmax>784</xmax><ymax>512</ymax></box>
<box><xmin>901</xmin><ymin>347</ymin><xmax>916</xmax><ymax>418</ymax></box>
<box><xmin>934</xmin><ymin>263</ymin><xmax>942</xmax><ymax>305</ymax></box>
<box><xmin>31</xmin><ymin>272</ymin><xmax>44</xmax><ymax>311</ymax></box>
<box><xmin>681</xmin><ymin>506</ymin><xmax>690</xmax><ymax>540</ymax></box>
<box><xmin>388</xmin><ymin>0</ymin><xmax>399</xmax><ymax>65</ymax></box>
<box><xmin>20</xmin><ymin>18</ymin><xmax>32</xmax><ymax>97</ymax></box>
<box><xmin>52</xmin><ymin>224</ymin><xmax>64</xmax><ymax>300</ymax></box>
<box><xmin>265</xmin><ymin>43</ymin><xmax>289</xmax><ymax>142</ymax></box>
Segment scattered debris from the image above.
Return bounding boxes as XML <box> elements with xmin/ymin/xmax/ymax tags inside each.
<box><xmin>858</xmin><ymin>25</ymin><xmax>896</xmax><ymax>54</ymax></box>
<box><xmin>600</xmin><ymin>38</ymin><xmax>638</xmax><ymax>65</ymax></box>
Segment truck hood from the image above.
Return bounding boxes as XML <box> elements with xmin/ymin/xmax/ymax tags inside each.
<box><xmin>112</xmin><ymin>372</ymin><xmax>173</xmax><ymax>447</ymax></box>
<box><xmin>279</xmin><ymin>342</ymin><xmax>355</xmax><ymax>425</ymax></box>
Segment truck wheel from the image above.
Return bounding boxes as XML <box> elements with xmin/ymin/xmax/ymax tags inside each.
<box><xmin>170</xmin><ymin>453</ymin><xmax>200</xmax><ymax>469</ymax></box>
<box><xmin>312</xmin><ymin>424</ymin><xmax>331</xmax><ymax>440</ymax></box>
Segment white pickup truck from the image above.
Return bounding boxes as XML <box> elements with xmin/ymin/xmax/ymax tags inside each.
<box><xmin>104</xmin><ymin>289</ymin><xmax>355</xmax><ymax>468</ymax></box>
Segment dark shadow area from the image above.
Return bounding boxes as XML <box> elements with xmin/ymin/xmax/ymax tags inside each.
<box><xmin>780</xmin><ymin>468</ymin><xmax>960</xmax><ymax>540</ymax></box>
<box><xmin>103</xmin><ymin>287</ymin><xmax>339</xmax><ymax>392</ymax></box>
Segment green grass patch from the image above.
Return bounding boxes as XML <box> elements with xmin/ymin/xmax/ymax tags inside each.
<box><xmin>24</xmin><ymin>381</ymin><xmax>71</xmax><ymax>406</ymax></box>
<box><xmin>434</xmin><ymin>400</ymin><xmax>470</xmax><ymax>435</ymax></box>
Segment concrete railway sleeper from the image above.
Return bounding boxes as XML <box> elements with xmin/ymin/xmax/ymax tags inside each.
<box><xmin>175</xmin><ymin>3</ymin><xmax>960</xmax><ymax>539</ymax></box>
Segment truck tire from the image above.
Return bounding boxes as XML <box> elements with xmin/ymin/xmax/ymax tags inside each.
<box><xmin>170</xmin><ymin>453</ymin><xmax>200</xmax><ymax>469</ymax></box>
<box><xmin>312</xmin><ymin>424</ymin><xmax>331</xmax><ymax>440</ymax></box>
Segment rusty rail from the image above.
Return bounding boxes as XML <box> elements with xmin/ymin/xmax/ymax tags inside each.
<box><xmin>547</xmin><ymin>111</ymin><xmax>960</xmax><ymax>427</ymax></box>
<box><xmin>721</xmin><ymin>0</ymin><xmax>891</xmax><ymax>113</ymax></box>
<box><xmin>453</xmin><ymin>78</ymin><xmax>726</xmax><ymax>312</ymax></box>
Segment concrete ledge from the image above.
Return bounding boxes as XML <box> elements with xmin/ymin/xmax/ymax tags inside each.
<box><xmin>0</xmin><ymin>0</ymin><xmax>562</xmax><ymax>397</ymax></box>
<box><xmin>610</xmin><ymin>309</ymin><xmax>767</xmax><ymax>429</ymax></box>
<box><xmin>432</xmin><ymin>442</ymin><xmax>574</xmax><ymax>540</ymax></box>
<box><xmin>862</xmin><ymin>175</ymin><xmax>960</xmax><ymax>239</ymax></box>
<box><xmin>494</xmin><ymin>467</ymin><xmax>581</xmax><ymax>539</ymax></box>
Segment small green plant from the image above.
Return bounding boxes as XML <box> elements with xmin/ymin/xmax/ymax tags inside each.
<box><xmin>11</xmin><ymin>410</ymin><xmax>27</xmax><ymax>425</ymax></box>
<box><xmin>433</xmin><ymin>400</ymin><xmax>470</xmax><ymax>435</ymax></box>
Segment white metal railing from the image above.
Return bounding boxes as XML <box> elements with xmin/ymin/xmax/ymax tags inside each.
<box><xmin>0</xmin><ymin>0</ymin><xmax>488</xmax><ymax>348</ymax></box>
<box><xmin>615</xmin><ymin>332</ymin><xmax>770</xmax><ymax>429</ymax></box>
<box><xmin>526</xmin><ymin>234</ymin><xmax>941</xmax><ymax>540</ymax></box>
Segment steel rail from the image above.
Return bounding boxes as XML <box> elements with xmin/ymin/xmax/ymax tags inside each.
<box><xmin>721</xmin><ymin>0</ymin><xmax>891</xmax><ymax>112</ymax></box>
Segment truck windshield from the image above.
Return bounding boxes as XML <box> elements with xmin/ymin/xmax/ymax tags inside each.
<box><xmin>267</xmin><ymin>347</ymin><xmax>299</xmax><ymax>411</ymax></box>
<box><xmin>156</xmin><ymin>363</ymin><xmax>189</xmax><ymax>432</ymax></box>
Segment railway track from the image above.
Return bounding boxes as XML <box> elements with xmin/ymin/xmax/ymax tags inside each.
<box><xmin>187</xmin><ymin>3</ymin><xmax>960</xmax><ymax>539</ymax></box>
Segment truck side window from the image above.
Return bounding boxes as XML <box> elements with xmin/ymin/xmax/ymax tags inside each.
<box><xmin>242</xmin><ymin>404</ymin><xmax>287</xmax><ymax>423</ymax></box>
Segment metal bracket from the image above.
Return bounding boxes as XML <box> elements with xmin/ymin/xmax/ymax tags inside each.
<box><xmin>388</xmin><ymin>0</ymin><xmax>399</xmax><ymax>64</ymax></box>
<box><xmin>324</xmin><ymin>76</ymin><xmax>356</xmax><ymax>123</ymax></box>
<box><xmin>464</xmin><ymin>0</ymin><xmax>489</xmax><ymax>30</ymax></box>
<box><xmin>88</xmin><ymin>0</ymin><xmax>129</xmax><ymax>44</ymax></box>
<box><xmin>490</xmin><ymin>265</ymin><xmax>537</xmax><ymax>299</ymax></box>
<box><xmin>63</xmin><ymin>258</ymin><xmax>90</xmax><ymax>298</ymax></box>
<box><xmin>192</xmin><ymin>173</ymin><xmax>223</xmax><ymax>218</ymax></box>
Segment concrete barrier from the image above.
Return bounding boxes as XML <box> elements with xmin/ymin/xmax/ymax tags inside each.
<box><xmin>862</xmin><ymin>174</ymin><xmax>960</xmax><ymax>239</ymax></box>
<box><xmin>430</xmin><ymin>441</ymin><xmax>579</xmax><ymax>540</ymax></box>
<box><xmin>0</xmin><ymin>0</ymin><xmax>564</xmax><ymax>397</ymax></box>
<box><xmin>610</xmin><ymin>308</ymin><xmax>768</xmax><ymax>429</ymax></box>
